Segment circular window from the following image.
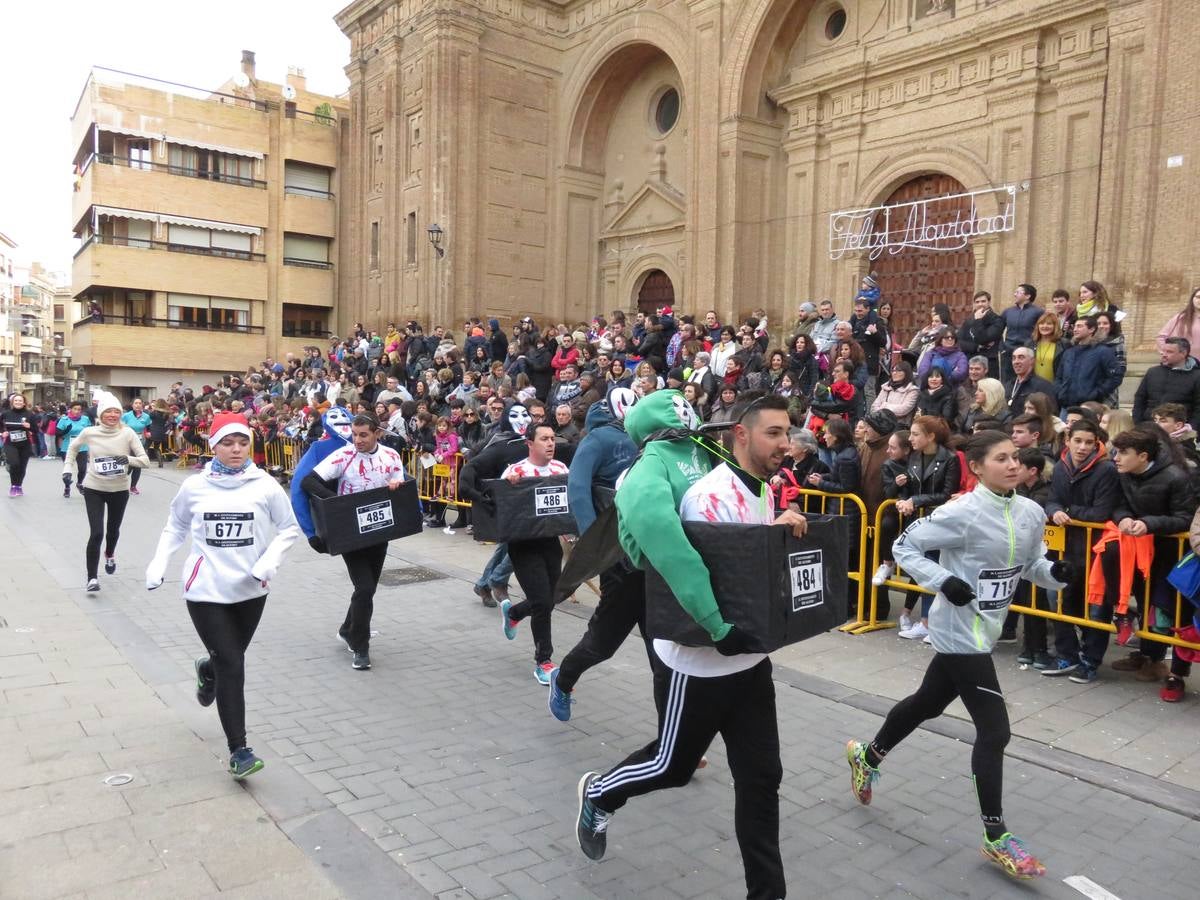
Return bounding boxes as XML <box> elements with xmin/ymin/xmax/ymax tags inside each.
<box><xmin>654</xmin><ymin>88</ymin><xmax>680</xmax><ymax>135</ymax></box>
<box><xmin>825</xmin><ymin>7</ymin><xmax>847</xmax><ymax>40</ymax></box>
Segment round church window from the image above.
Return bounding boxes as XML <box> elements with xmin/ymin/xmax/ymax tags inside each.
<box><xmin>825</xmin><ymin>7</ymin><xmax>847</xmax><ymax>40</ymax></box>
<box><xmin>654</xmin><ymin>88</ymin><xmax>680</xmax><ymax>135</ymax></box>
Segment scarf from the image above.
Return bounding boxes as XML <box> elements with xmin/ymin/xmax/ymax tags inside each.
<box><xmin>211</xmin><ymin>458</ymin><xmax>251</xmax><ymax>476</ymax></box>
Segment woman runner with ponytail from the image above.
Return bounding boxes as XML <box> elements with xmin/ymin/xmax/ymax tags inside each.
<box><xmin>845</xmin><ymin>430</ymin><xmax>1070</xmax><ymax>880</ymax></box>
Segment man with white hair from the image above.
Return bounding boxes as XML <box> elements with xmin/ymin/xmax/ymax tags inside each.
<box><xmin>1005</xmin><ymin>346</ymin><xmax>1057</xmax><ymax>417</ymax></box>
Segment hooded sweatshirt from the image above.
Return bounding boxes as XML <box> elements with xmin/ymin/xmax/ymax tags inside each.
<box><xmin>566</xmin><ymin>400</ymin><xmax>637</xmax><ymax>535</ymax></box>
<box><xmin>615</xmin><ymin>390</ymin><xmax>729</xmax><ymax>640</ymax></box>
<box><xmin>893</xmin><ymin>484</ymin><xmax>1064</xmax><ymax>653</ymax></box>
<box><xmin>146</xmin><ymin>463</ymin><xmax>301</xmax><ymax>603</ymax></box>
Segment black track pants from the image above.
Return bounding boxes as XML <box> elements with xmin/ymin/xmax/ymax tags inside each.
<box><xmin>556</xmin><ymin>565</ymin><xmax>657</xmax><ymax>693</ymax></box>
<box><xmin>4</xmin><ymin>441</ymin><xmax>31</xmax><ymax>486</ymax></box>
<box><xmin>341</xmin><ymin>542</ymin><xmax>388</xmax><ymax>652</ymax></box>
<box><xmin>187</xmin><ymin>596</ymin><xmax>266</xmax><ymax>752</ymax></box>
<box><xmin>506</xmin><ymin>538</ymin><xmax>562</xmax><ymax>665</ymax></box>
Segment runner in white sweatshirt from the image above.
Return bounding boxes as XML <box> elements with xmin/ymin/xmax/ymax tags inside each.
<box><xmin>145</xmin><ymin>412</ymin><xmax>300</xmax><ymax>780</ymax></box>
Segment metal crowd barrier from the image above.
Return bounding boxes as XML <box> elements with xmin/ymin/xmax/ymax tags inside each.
<box><xmin>398</xmin><ymin>449</ymin><xmax>471</xmax><ymax>509</ymax></box>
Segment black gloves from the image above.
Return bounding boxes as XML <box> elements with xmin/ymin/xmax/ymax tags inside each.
<box><xmin>940</xmin><ymin>576</ymin><xmax>976</xmax><ymax>607</ymax></box>
<box><xmin>62</xmin><ymin>473</ymin><xmax>73</xmax><ymax>486</ymax></box>
<box><xmin>714</xmin><ymin>625</ymin><xmax>756</xmax><ymax>657</ymax></box>
<box><xmin>308</xmin><ymin>536</ymin><xmax>328</xmax><ymax>554</ymax></box>
<box><xmin>1050</xmin><ymin>559</ymin><xmax>1075</xmax><ymax>585</ymax></box>
<box><xmin>112</xmin><ymin>455</ymin><xmax>129</xmax><ymax>466</ymax></box>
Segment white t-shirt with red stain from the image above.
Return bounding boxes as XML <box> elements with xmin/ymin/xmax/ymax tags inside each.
<box><xmin>499</xmin><ymin>458</ymin><xmax>569</xmax><ymax>480</ymax></box>
<box><xmin>313</xmin><ymin>444</ymin><xmax>407</xmax><ymax>495</ymax></box>
<box><xmin>658</xmin><ymin>462</ymin><xmax>772</xmax><ymax>678</ymax></box>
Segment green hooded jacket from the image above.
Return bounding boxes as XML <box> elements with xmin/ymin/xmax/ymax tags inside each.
<box><xmin>615</xmin><ymin>390</ymin><xmax>730</xmax><ymax>641</ymax></box>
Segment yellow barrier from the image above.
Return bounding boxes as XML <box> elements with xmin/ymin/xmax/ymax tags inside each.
<box><xmin>868</xmin><ymin>499</ymin><xmax>934</xmax><ymax>633</ymax></box>
<box><xmin>399</xmin><ymin>449</ymin><xmax>471</xmax><ymax>508</ymax></box>
<box><xmin>790</xmin><ymin>489</ymin><xmax>872</xmax><ymax>633</ymax></box>
<box><xmin>1009</xmin><ymin>519</ymin><xmax>1200</xmax><ymax>654</ymax></box>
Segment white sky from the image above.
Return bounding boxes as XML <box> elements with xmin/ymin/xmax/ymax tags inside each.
<box><xmin>1</xmin><ymin>1</ymin><xmax>351</xmax><ymax>279</ymax></box>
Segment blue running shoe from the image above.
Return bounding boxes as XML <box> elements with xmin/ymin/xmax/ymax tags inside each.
<box><xmin>500</xmin><ymin>598</ymin><xmax>518</xmax><ymax>640</ymax></box>
<box><xmin>576</xmin><ymin>772</ymin><xmax>612</xmax><ymax>860</ymax></box>
<box><xmin>1040</xmin><ymin>656</ymin><xmax>1078</xmax><ymax>677</ymax></box>
<box><xmin>229</xmin><ymin>747</ymin><xmax>264</xmax><ymax>780</ymax></box>
<box><xmin>548</xmin><ymin>668</ymin><xmax>574</xmax><ymax>722</ymax></box>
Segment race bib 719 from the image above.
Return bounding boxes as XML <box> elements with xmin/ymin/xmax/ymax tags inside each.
<box><xmin>976</xmin><ymin>565</ymin><xmax>1022</xmax><ymax>611</ymax></box>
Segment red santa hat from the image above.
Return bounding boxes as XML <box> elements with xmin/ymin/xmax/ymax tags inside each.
<box><xmin>207</xmin><ymin>412</ymin><xmax>252</xmax><ymax>447</ymax></box>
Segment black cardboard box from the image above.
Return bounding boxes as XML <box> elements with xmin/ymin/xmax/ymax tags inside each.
<box><xmin>311</xmin><ymin>480</ymin><xmax>423</xmax><ymax>555</ymax></box>
<box><xmin>645</xmin><ymin>517</ymin><xmax>847</xmax><ymax>652</ymax></box>
<box><xmin>471</xmin><ymin>475</ymin><xmax>577</xmax><ymax>543</ymax></box>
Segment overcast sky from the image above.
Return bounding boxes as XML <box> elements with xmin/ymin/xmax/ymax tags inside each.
<box><xmin>1</xmin><ymin>1</ymin><xmax>351</xmax><ymax>280</ymax></box>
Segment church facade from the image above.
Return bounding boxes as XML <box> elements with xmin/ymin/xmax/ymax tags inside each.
<box><xmin>333</xmin><ymin>0</ymin><xmax>1197</xmax><ymax>347</ymax></box>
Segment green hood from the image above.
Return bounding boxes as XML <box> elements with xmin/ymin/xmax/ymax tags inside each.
<box><xmin>623</xmin><ymin>389</ymin><xmax>699</xmax><ymax>445</ymax></box>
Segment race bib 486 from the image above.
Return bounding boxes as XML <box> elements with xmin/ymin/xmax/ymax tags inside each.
<box><xmin>534</xmin><ymin>485</ymin><xmax>569</xmax><ymax>517</ymax></box>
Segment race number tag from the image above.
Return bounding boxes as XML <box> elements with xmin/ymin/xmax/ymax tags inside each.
<box><xmin>534</xmin><ymin>485</ymin><xmax>569</xmax><ymax>517</ymax></box>
<box><xmin>93</xmin><ymin>456</ymin><xmax>126</xmax><ymax>477</ymax></box>
<box><xmin>203</xmin><ymin>512</ymin><xmax>254</xmax><ymax>547</ymax></box>
<box><xmin>976</xmin><ymin>565</ymin><xmax>1022</xmax><ymax>611</ymax></box>
<box><xmin>789</xmin><ymin>550</ymin><xmax>825</xmax><ymax>611</ymax></box>
<box><xmin>8</xmin><ymin>429</ymin><xmax>26</xmax><ymax>443</ymax></box>
<box><xmin>356</xmin><ymin>500</ymin><xmax>394</xmax><ymax>534</ymax></box>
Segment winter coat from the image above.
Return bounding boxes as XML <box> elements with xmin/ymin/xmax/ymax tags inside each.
<box><xmin>917</xmin><ymin>344</ymin><xmax>969</xmax><ymax>385</ymax></box>
<box><xmin>813</xmin><ymin>444</ymin><xmax>861</xmax><ymax>496</ymax></box>
<box><xmin>871</xmin><ymin>383</ymin><xmax>919</xmax><ymax>425</ymax></box>
<box><xmin>1005</xmin><ymin>373</ymin><xmax>1058</xmax><ymax>418</ymax></box>
<box><xmin>957</xmin><ymin>310</ymin><xmax>1004</xmax><ymax>361</ymax></box>
<box><xmin>565</xmin><ymin>401</ymin><xmax>637</xmax><ymax>535</ymax></box>
<box><xmin>1132</xmin><ymin>357</ymin><xmax>1200</xmax><ymax>429</ymax></box>
<box><xmin>1055</xmin><ymin>341</ymin><xmax>1121</xmax><ymax>408</ymax></box>
<box><xmin>915</xmin><ymin>385</ymin><xmax>959</xmax><ymax>425</ymax></box>
<box><xmin>525</xmin><ymin>345</ymin><xmax>553</xmax><ymax>400</ymax></box>
<box><xmin>1111</xmin><ymin>446</ymin><xmax>1196</xmax><ymax>535</ymax></box>
<box><xmin>900</xmin><ymin>445</ymin><xmax>960</xmax><ymax>510</ymax></box>
<box><xmin>1045</xmin><ymin>449</ymin><xmax>1121</xmax><ymax>552</ymax></box>
<box><xmin>1001</xmin><ymin>303</ymin><xmax>1044</xmax><ymax>351</ymax></box>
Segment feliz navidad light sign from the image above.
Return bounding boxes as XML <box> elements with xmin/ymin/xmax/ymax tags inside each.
<box><xmin>829</xmin><ymin>184</ymin><xmax>1017</xmax><ymax>260</ymax></box>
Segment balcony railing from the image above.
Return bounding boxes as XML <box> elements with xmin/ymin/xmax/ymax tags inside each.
<box><xmin>76</xmin><ymin>233</ymin><xmax>266</xmax><ymax>262</ymax></box>
<box><xmin>282</xmin><ymin>257</ymin><xmax>333</xmax><ymax>269</ymax></box>
<box><xmin>91</xmin><ymin>152</ymin><xmax>267</xmax><ymax>189</ymax></box>
<box><xmin>282</xmin><ymin>327</ymin><xmax>333</xmax><ymax>338</ymax></box>
<box><xmin>284</xmin><ymin>185</ymin><xmax>335</xmax><ymax>200</ymax></box>
<box><xmin>74</xmin><ymin>314</ymin><xmax>264</xmax><ymax>335</ymax></box>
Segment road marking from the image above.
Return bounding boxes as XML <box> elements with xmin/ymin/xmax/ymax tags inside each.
<box><xmin>1064</xmin><ymin>875</ymin><xmax>1121</xmax><ymax>900</ymax></box>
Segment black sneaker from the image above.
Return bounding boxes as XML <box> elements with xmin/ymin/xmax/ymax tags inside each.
<box><xmin>104</xmin><ymin>557</ymin><xmax>116</xmax><ymax>575</ymax></box>
<box><xmin>473</xmin><ymin>584</ymin><xmax>497</xmax><ymax>608</ymax></box>
<box><xmin>63</xmin><ymin>484</ymin><xmax>70</xmax><ymax>499</ymax></box>
<box><xmin>576</xmin><ymin>772</ymin><xmax>612</xmax><ymax>860</ymax></box>
<box><xmin>194</xmin><ymin>658</ymin><xmax>216</xmax><ymax>707</ymax></box>
<box><xmin>1016</xmin><ymin>650</ymin><xmax>1034</xmax><ymax>665</ymax></box>
<box><xmin>229</xmin><ymin>747</ymin><xmax>264</xmax><ymax>780</ymax></box>
<box><xmin>352</xmin><ymin>651</ymin><xmax>371</xmax><ymax>670</ymax></box>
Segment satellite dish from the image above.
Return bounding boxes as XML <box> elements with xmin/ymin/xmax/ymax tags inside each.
<box><xmin>282</xmin><ymin>85</ymin><xmax>297</xmax><ymax>101</ymax></box>
<box><xmin>233</xmin><ymin>72</ymin><xmax>250</xmax><ymax>88</ymax></box>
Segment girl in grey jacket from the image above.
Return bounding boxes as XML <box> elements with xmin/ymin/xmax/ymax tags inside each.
<box><xmin>846</xmin><ymin>430</ymin><xmax>1069</xmax><ymax>881</ymax></box>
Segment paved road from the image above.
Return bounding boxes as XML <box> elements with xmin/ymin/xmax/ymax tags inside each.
<box><xmin>2</xmin><ymin>460</ymin><xmax>1197</xmax><ymax>899</ymax></box>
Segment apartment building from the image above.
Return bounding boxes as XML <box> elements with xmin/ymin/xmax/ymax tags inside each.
<box><xmin>9</xmin><ymin>261</ymin><xmax>76</xmax><ymax>405</ymax></box>
<box><xmin>0</xmin><ymin>233</ymin><xmax>15</xmax><ymax>398</ymax></box>
<box><xmin>70</xmin><ymin>52</ymin><xmax>346</xmax><ymax>398</ymax></box>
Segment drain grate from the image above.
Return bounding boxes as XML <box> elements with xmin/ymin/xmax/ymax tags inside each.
<box><xmin>378</xmin><ymin>566</ymin><xmax>448</xmax><ymax>587</ymax></box>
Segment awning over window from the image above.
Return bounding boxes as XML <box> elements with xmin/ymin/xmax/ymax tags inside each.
<box><xmin>95</xmin><ymin>124</ymin><xmax>263</xmax><ymax>159</ymax></box>
<box><xmin>91</xmin><ymin>205</ymin><xmax>261</xmax><ymax>236</ymax></box>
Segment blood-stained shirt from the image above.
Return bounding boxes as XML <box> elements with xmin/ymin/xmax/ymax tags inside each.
<box><xmin>499</xmin><ymin>458</ymin><xmax>568</xmax><ymax>480</ymax></box>
<box><xmin>661</xmin><ymin>462</ymin><xmax>773</xmax><ymax>678</ymax></box>
<box><xmin>313</xmin><ymin>444</ymin><xmax>407</xmax><ymax>495</ymax></box>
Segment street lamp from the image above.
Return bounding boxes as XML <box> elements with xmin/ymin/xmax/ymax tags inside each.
<box><xmin>427</xmin><ymin>223</ymin><xmax>444</xmax><ymax>259</ymax></box>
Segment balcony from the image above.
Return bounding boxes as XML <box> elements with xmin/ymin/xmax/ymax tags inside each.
<box><xmin>279</xmin><ymin>262</ymin><xmax>335</xmax><ymax>308</ymax></box>
<box><xmin>20</xmin><ymin>335</ymin><xmax>43</xmax><ymax>354</ymax></box>
<box><xmin>74</xmin><ymin>155</ymin><xmax>269</xmax><ymax>231</ymax></box>
<box><xmin>73</xmin><ymin>235</ymin><xmax>268</xmax><ymax>300</ymax></box>
<box><xmin>283</xmin><ymin>191</ymin><xmax>335</xmax><ymax>236</ymax></box>
<box><xmin>72</xmin><ymin>317</ymin><xmax>266</xmax><ymax>372</ymax></box>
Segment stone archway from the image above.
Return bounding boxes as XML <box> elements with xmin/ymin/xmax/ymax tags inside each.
<box><xmin>635</xmin><ymin>269</ymin><xmax>675</xmax><ymax>315</ymax></box>
<box><xmin>871</xmin><ymin>173</ymin><xmax>977</xmax><ymax>344</ymax></box>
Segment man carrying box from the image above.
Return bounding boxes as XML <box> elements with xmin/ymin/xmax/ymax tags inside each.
<box><xmin>496</xmin><ymin>422</ymin><xmax>569</xmax><ymax>684</ymax></box>
<box><xmin>575</xmin><ymin>392</ymin><xmax>806</xmax><ymax>900</ymax></box>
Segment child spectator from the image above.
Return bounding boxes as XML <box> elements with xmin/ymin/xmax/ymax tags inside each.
<box><xmin>854</xmin><ymin>272</ymin><xmax>881</xmax><ymax>308</ymax></box>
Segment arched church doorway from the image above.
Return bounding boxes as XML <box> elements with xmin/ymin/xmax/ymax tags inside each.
<box><xmin>871</xmin><ymin>173</ymin><xmax>976</xmax><ymax>343</ymax></box>
<box><xmin>636</xmin><ymin>269</ymin><xmax>675</xmax><ymax>315</ymax></box>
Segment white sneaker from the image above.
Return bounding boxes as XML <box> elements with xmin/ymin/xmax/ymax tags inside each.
<box><xmin>442</xmin><ymin>526</ymin><xmax>455</xmax><ymax>535</ymax></box>
<box><xmin>871</xmin><ymin>563</ymin><xmax>894</xmax><ymax>587</ymax></box>
<box><xmin>898</xmin><ymin>613</ymin><xmax>914</xmax><ymax>631</ymax></box>
<box><xmin>899</xmin><ymin>622</ymin><xmax>929</xmax><ymax>640</ymax></box>
<box><xmin>922</xmin><ymin>634</ymin><xmax>932</xmax><ymax>645</ymax></box>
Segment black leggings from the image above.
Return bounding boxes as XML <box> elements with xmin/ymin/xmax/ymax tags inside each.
<box><xmin>82</xmin><ymin>488</ymin><xmax>130</xmax><ymax>579</ymax></box>
<box><xmin>507</xmin><ymin>538</ymin><xmax>562</xmax><ymax>665</ymax></box>
<box><xmin>873</xmin><ymin>653</ymin><xmax>1010</xmax><ymax>830</ymax></box>
<box><xmin>187</xmin><ymin>596</ymin><xmax>266</xmax><ymax>752</ymax></box>
<box><xmin>557</xmin><ymin>565</ymin><xmax>657</xmax><ymax>694</ymax></box>
<box><xmin>341</xmin><ymin>542</ymin><xmax>388</xmax><ymax>652</ymax></box>
<box><xmin>4</xmin><ymin>441</ymin><xmax>31</xmax><ymax>486</ymax></box>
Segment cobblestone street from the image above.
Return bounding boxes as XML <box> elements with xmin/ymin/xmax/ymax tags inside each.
<box><xmin>2</xmin><ymin>461</ymin><xmax>1197</xmax><ymax>899</ymax></box>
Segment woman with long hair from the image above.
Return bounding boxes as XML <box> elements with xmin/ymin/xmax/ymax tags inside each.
<box><xmin>146</xmin><ymin>412</ymin><xmax>301</xmax><ymax>780</ymax></box>
<box><xmin>1022</xmin><ymin>392</ymin><xmax>1063</xmax><ymax>448</ymax></box>
<box><xmin>1031</xmin><ymin>313</ymin><xmax>1064</xmax><ymax>383</ymax></box>
<box><xmin>607</xmin><ymin>357</ymin><xmax>634</xmax><ymax>389</ymax></box>
<box><xmin>1093</xmin><ymin>311</ymin><xmax>1127</xmax><ymax>407</ymax></box>
<box><xmin>847</xmin><ymin>430</ymin><xmax>1066</xmax><ymax>881</ymax></box>
<box><xmin>788</xmin><ymin>333</ymin><xmax>821</xmax><ymax>397</ymax></box>
<box><xmin>1156</xmin><ymin>286</ymin><xmax>1200</xmax><ymax>351</ymax></box>
<box><xmin>761</xmin><ymin>349</ymin><xmax>788</xmax><ymax>391</ymax></box>
<box><xmin>963</xmin><ymin>378</ymin><xmax>1010</xmax><ymax>433</ymax></box>
<box><xmin>681</xmin><ymin>382</ymin><xmax>707</xmax><ymax>420</ymax></box>
<box><xmin>914</xmin><ymin>369</ymin><xmax>958</xmax><ymax>425</ymax></box>
<box><xmin>1076</xmin><ymin>279</ymin><xmax>1122</xmax><ymax>320</ymax></box>
<box><xmin>909</xmin><ymin>304</ymin><xmax>954</xmax><ymax>368</ymax></box>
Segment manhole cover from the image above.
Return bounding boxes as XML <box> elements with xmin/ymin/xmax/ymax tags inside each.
<box><xmin>378</xmin><ymin>566</ymin><xmax>447</xmax><ymax>587</ymax></box>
